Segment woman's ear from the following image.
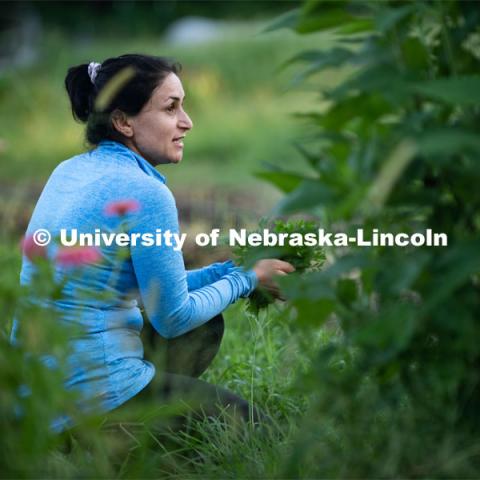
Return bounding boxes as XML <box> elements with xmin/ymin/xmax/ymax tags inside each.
<box><xmin>111</xmin><ymin>110</ymin><xmax>134</xmax><ymax>138</ymax></box>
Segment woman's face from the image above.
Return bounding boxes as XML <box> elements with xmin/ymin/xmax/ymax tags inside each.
<box><xmin>126</xmin><ymin>73</ymin><xmax>193</xmax><ymax>166</ymax></box>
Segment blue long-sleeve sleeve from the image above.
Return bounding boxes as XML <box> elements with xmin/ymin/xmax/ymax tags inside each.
<box><xmin>186</xmin><ymin>260</ymin><xmax>237</xmax><ymax>291</ymax></box>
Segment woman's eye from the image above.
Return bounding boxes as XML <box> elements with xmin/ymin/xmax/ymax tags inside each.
<box><xmin>166</xmin><ymin>104</ymin><xmax>176</xmax><ymax>113</ymax></box>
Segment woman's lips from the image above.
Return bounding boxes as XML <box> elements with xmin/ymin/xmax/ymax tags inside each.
<box><xmin>173</xmin><ymin>136</ymin><xmax>184</xmax><ymax>148</ymax></box>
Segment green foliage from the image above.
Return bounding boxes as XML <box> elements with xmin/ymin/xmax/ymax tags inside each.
<box><xmin>258</xmin><ymin>0</ymin><xmax>480</xmax><ymax>476</ymax></box>
<box><xmin>232</xmin><ymin>219</ymin><xmax>325</xmax><ymax>315</ymax></box>
<box><xmin>0</xmin><ymin>245</ymin><xmax>91</xmax><ymax>477</ymax></box>
<box><xmin>0</xmin><ymin>25</ymin><xmax>335</xmax><ymax>192</ymax></box>
<box><xmin>2</xmin><ymin>1</ymin><xmax>480</xmax><ymax>477</ymax></box>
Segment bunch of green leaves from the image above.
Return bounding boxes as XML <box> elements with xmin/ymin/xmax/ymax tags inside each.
<box><xmin>232</xmin><ymin>218</ymin><xmax>325</xmax><ymax>314</ymax></box>
<box><xmin>260</xmin><ymin>0</ymin><xmax>480</xmax><ymax>477</ymax></box>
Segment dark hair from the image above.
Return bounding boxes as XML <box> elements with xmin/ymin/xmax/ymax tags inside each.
<box><xmin>65</xmin><ymin>54</ymin><xmax>180</xmax><ymax>145</ymax></box>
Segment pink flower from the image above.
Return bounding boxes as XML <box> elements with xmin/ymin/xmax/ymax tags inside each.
<box><xmin>20</xmin><ymin>234</ymin><xmax>47</xmax><ymax>261</ymax></box>
<box><xmin>104</xmin><ymin>199</ymin><xmax>141</xmax><ymax>217</ymax></box>
<box><xmin>55</xmin><ymin>246</ymin><xmax>101</xmax><ymax>267</ymax></box>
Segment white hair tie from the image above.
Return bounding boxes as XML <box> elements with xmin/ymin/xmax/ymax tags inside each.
<box><xmin>87</xmin><ymin>61</ymin><xmax>101</xmax><ymax>85</ymax></box>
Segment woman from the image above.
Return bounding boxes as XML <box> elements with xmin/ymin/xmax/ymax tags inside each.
<box><xmin>20</xmin><ymin>54</ymin><xmax>294</xmax><ymax>427</ymax></box>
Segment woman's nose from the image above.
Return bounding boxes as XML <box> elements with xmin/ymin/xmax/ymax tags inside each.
<box><xmin>179</xmin><ymin>110</ymin><xmax>193</xmax><ymax>130</ymax></box>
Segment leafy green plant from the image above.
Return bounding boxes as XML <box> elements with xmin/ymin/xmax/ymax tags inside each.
<box><xmin>0</xmin><ymin>244</ymin><xmax>90</xmax><ymax>477</ymax></box>
<box><xmin>258</xmin><ymin>0</ymin><xmax>480</xmax><ymax>477</ymax></box>
<box><xmin>232</xmin><ymin>218</ymin><xmax>325</xmax><ymax>314</ymax></box>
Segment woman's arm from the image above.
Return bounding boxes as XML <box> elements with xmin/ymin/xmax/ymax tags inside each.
<box><xmin>129</xmin><ymin>182</ymin><xmax>257</xmax><ymax>339</ymax></box>
<box><xmin>186</xmin><ymin>260</ymin><xmax>238</xmax><ymax>291</ymax></box>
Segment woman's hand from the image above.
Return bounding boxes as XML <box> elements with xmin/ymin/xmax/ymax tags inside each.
<box><xmin>252</xmin><ymin>259</ymin><xmax>295</xmax><ymax>300</ymax></box>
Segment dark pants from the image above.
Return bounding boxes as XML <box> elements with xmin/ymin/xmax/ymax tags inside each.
<box><xmin>124</xmin><ymin>314</ymin><xmax>262</xmax><ymax>426</ymax></box>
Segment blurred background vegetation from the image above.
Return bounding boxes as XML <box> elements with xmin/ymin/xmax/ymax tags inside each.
<box><xmin>2</xmin><ymin>0</ymin><xmax>480</xmax><ymax>478</ymax></box>
<box><xmin>0</xmin><ymin>0</ymin><xmax>338</xmax><ymax>248</ymax></box>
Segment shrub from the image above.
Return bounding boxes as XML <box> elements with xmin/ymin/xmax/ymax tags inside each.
<box><xmin>259</xmin><ymin>0</ymin><xmax>480</xmax><ymax>476</ymax></box>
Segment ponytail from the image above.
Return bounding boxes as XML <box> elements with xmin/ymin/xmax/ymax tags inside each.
<box><xmin>64</xmin><ymin>64</ymin><xmax>95</xmax><ymax>123</ymax></box>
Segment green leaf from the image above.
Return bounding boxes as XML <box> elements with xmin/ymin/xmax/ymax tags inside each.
<box><xmin>254</xmin><ymin>170</ymin><xmax>312</xmax><ymax>194</ymax></box>
<box><xmin>287</xmin><ymin>47</ymin><xmax>354</xmax><ymax>68</ymax></box>
<box><xmin>417</xmin><ymin>129</ymin><xmax>480</xmax><ymax>156</ymax></box>
<box><xmin>401</xmin><ymin>37</ymin><xmax>430</xmax><ymax>70</ymax></box>
<box><xmin>318</xmin><ymin>253</ymin><xmax>370</xmax><ymax>281</ymax></box>
<box><xmin>375</xmin><ymin>4</ymin><xmax>417</xmax><ymax>32</ymax></box>
<box><xmin>287</xmin><ymin>47</ymin><xmax>355</xmax><ymax>85</ymax></box>
<box><xmin>375</xmin><ymin>251</ymin><xmax>431</xmax><ymax>296</ymax></box>
<box><xmin>262</xmin><ymin>8</ymin><xmax>300</xmax><ymax>33</ymax></box>
<box><xmin>353</xmin><ymin>303</ymin><xmax>417</xmax><ymax>363</ymax></box>
<box><xmin>275</xmin><ymin>179</ymin><xmax>333</xmax><ymax>214</ymax></box>
<box><xmin>422</xmin><ymin>240</ymin><xmax>480</xmax><ymax>314</ymax></box>
<box><xmin>296</xmin><ymin>2</ymin><xmax>372</xmax><ymax>35</ymax></box>
<box><xmin>319</xmin><ymin>93</ymin><xmax>391</xmax><ymax>131</ymax></box>
<box><xmin>328</xmin><ymin>64</ymin><xmax>409</xmax><ymax>102</ymax></box>
<box><xmin>336</xmin><ymin>278</ymin><xmax>357</xmax><ymax>306</ymax></box>
<box><xmin>336</xmin><ymin>19</ymin><xmax>374</xmax><ymax>34</ymax></box>
<box><xmin>413</xmin><ymin>76</ymin><xmax>480</xmax><ymax>106</ymax></box>
<box><xmin>293</xmin><ymin>141</ymin><xmax>326</xmax><ymax>170</ymax></box>
<box><xmin>293</xmin><ymin>298</ymin><xmax>336</xmax><ymax>327</ymax></box>
<box><xmin>279</xmin><ymin>272</ymin><xmax>336</xmax><ymax>302</ymax></box>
